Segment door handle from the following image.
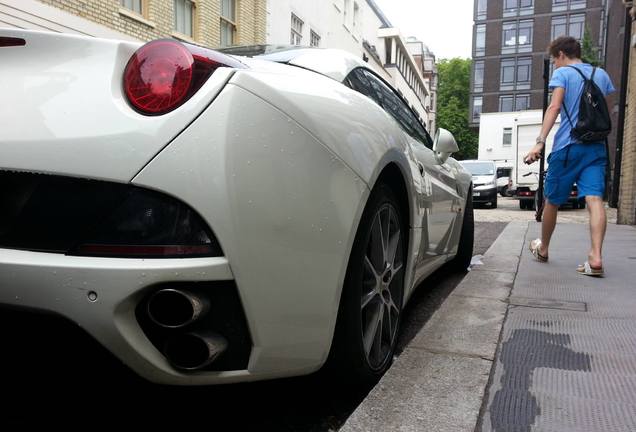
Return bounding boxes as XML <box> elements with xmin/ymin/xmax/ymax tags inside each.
<box><xmin>417</xmin><ymin>162</ymin><xmax>425</xmax><ymax>176</ymax></box>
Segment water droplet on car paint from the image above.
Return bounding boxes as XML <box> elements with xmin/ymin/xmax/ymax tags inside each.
<box><xmin>248</xmin><ymin>200</ymin><xmax>253</xmax><ymax>204</ymax></box>
<box><xmin>175</xmin><ymin>272</ymin><xmax>180</xmax><ymax>276</ymax></box>
<box><xmin>319</xmin><ymin>228</ymin><xmax>323</xmax><ymax>232</ymax></box>
<box><xmin>338</xmin><ymin>241</ymin><xmax>343</xmax><ymax>245</ymax></box>
<box><xmin>247</xmin><ymin>160</ymin><xmax>252</xmax><ymax>165</ymax></box>
<box><xmin>141</xmin><ymin>273</ymin><xmax>146</xmax><ymax>277</ymax></box>
<box><xmin>290</xmin><ymin>131</ymin><xmax>294</xmax><ymax>135</ymax></box>
<box><xmin>87</xmin><ymin>291</ymin><xmax>98</xmax><ymax>302</ymax></box>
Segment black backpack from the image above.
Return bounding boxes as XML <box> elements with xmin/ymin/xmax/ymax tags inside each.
<box><xmin>562</xmin><ymin>66</ymin><xmax>611</xmax><ymax>143</ymax></box>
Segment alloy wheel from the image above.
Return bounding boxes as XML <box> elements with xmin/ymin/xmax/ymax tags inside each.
<box><xmin>360</xmin><ymin>203</ymin><xmax>404</xmax><ymax>370</ymax></box>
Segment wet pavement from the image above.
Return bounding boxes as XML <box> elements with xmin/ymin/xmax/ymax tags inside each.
<box><xmin>3</xmin><ymin>223</ymin><xmax>506</xmax><ymax>430</ymax></box>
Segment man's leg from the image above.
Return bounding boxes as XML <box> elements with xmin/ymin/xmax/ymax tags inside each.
<box><xmin>585</xmin><ymin>195</ymin><xmax>606</xmax><ymax>268</ymax></box>
<box><xmin>540</xmin><ymin>201</ymin><xmax>559</xmax><ymax>257</ymax></box>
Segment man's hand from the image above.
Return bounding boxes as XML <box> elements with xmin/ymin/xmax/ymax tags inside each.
<box><xmin>524</xmin><ymin>143</ymin><xmax>544</xmax><ymax>164</ymax></box>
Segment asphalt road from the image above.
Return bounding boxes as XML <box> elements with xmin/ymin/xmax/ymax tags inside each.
<box><xmin>4</xmin><ymin>222</ymin><xmax>507</xmax><ymax>430</ymax></box>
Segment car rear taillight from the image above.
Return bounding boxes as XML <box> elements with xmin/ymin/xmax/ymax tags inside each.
<box><xmin>123</xmin><ymin>39</ymin><xmax>245</xmax><ymax>115</ymax></box>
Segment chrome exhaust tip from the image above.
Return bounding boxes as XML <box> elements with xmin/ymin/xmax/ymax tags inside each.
<box><xmin>147</xmin><ymin>288</ymin><xmax>210</xmax><ymax>329</ymax></box>
<box><xmin>164</xmin><ymin>331</ymin><xmax>228</xmax><ymax>371</ymax></box>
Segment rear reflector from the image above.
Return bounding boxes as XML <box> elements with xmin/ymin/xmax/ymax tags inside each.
<box><xmin>0</xmin><ymin>37</ymin><xmax>26</xmax><ymax>47</ymax></box>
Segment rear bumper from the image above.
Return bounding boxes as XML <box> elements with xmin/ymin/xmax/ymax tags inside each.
<box><xmin>472</xmin><ymin>187</ymin><xmax>497</xmax><ymax>203</ymax></box>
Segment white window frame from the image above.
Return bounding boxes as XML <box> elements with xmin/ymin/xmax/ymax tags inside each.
<box><xmin>121</xmin><ymin>0</ymin><xmax>143</xmax><ymax>15</ymax></box>
<box><xmin>310</xmin><ymin>30</ymin><xmax>321</xmax><ymax>47</ymax></box>
<box><xmin>174</xmin><ymin>0</ymin><xmax>195</xmax><ymax>38</ymax></box>
<box><xmin>291</xmin><ymin>13</ymin><xmax>303</xmax><ymax>46</ymax></box>
<box><xmin>220</xmin><ymin>0</ymin><xmax>236</xmax><ymax>47</ymax></box>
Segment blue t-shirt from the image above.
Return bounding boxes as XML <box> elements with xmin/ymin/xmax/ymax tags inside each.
<box><xmin>549</xmin><ymin>63</ymin><xmax>615</xmax><ymax>152</ymax></box>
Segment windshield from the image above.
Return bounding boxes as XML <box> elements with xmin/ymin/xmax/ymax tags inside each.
<box><xmin>462</xmin><ymin>162</ymin><xmax>495</xmax><ymax>176</ymax></box>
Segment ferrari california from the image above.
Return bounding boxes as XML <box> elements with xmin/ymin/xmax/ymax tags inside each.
<box><xmin>0</xmin><ymin>29</ymin><xmax>473</xmax><ymax>385</ymax></box>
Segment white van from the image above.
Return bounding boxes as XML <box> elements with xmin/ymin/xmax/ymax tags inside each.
<box><xmin>460</xmin><ymin>160</ymin><xmax>498</xmax><ymax>208</ymax></box>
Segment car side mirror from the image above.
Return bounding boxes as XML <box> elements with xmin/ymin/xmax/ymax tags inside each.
<box><xmin>433</xmin><ymin>128</ymin><xmax>459</xmax><ymax>164</ymax></box>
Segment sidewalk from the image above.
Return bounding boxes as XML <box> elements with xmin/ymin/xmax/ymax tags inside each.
<box><xmin>342</xmin><ymin>221</ymin><xmax>636</xmax><ymax>432</ymax></box>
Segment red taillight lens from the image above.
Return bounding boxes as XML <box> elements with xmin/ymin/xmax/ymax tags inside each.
<box><xmin>124</xmin><ymin>39</ymin><xmax>246</xmax><ymax>115</ymax></box>
<box><xmin>124</xmin><ymin>40</ymin><xmax>194</xmax><ymax>114</ymax></box>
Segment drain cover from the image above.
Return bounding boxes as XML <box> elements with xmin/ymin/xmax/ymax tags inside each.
<box><xmin>508</xmin><ymin>297</ymin><xmax>587</xmax><ymax>312</ymax></box>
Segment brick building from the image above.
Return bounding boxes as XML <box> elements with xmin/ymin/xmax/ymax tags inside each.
<box><xmin>1</xmin><ymin>0</ymin><xmax>266</xmax><ymax>47</ymax></box>
<box><xmin>618</xmin><ymin>3</ymin><xmax>635</xmax><ymax>225</ymax></box>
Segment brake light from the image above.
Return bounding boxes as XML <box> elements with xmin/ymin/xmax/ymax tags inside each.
<box><xmin>123</xmin><ymin>39</ymin><xmax>245</xmax><ymax>115</ymax></box>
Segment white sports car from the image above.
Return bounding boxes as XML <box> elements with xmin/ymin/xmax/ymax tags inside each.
<box><xmin>0</xmin><ymin>29</ymin><xmax>473</xmax><ymax>385</ymax></box>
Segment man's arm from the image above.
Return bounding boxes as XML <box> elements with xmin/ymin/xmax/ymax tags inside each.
<box><xmin>524</xmin><ymin>87</ymin><xmax>565</xmax><ymax>164</ymax></box>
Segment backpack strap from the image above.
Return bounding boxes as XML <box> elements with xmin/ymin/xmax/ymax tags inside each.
<box><xmin>566</xmin><ymin>64</ymin><xmax>590</xmax><ymax>82</ymax></box>
<box><xmin>560</xmin><ymin>65</ymin><xmax>592</xmax><ymax>129</ymax></box>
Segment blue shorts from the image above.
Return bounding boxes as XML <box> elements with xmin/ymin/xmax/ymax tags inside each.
<box><xmin>544</xmin><ymin>143</ymin><xmax>607</xmax><ymax>206</ymax></box>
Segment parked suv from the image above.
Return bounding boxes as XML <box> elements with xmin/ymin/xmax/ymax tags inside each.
<box><xmin>460</xmin><ymin>160</ymin><xmax>498</xmax><ymax>208</ymax></box>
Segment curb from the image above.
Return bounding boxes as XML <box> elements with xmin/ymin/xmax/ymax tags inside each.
<box><xmin>341</xmin><ymin>221</ymin><xmax>529</xmax><ymax>432</ymax></box>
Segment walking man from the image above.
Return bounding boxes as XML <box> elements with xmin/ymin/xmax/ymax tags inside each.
<box><xmin>524</xmin><ymin>36</ymin><xmax>615</xmax><ymax>276</ymax></box>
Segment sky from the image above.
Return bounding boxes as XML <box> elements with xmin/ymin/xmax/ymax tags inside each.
<box><xmin>372</xmin><ymin>0</ymin><xmax>474</xmax><ymax>60</ymax></box>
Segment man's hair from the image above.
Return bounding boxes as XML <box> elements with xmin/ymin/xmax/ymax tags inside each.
<box><xmin>548</xmin><ymin>36</ymin><xmax>582</xmax><ymax>59</ymax></box>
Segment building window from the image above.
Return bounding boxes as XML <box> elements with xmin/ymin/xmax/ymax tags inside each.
<box><xmin>551</xmin><ymin>16</ymin><xmax>567</xmax><ymax>39</ymax></box>
<box><xmin>553</xmin><ymin>0</ymin><xmax>586</xmax><ymax>11</ymax></box>
<box><xmin>220</xmin><ymin>0</ymin><xmax>236</xmax><ymax>47</ymax></box>
<box><xmin>500</xmin><ymin>58</ymin><xmax>516</xmax><ymax>90</ymax></box>
<box><xmin>174</xmin><ymin>0</ymin><xmax>194</xmax><ymax>37</ymax></box>
<box><xmin>568</xmin><ymin>14</ymin><xmax>585</xmax><ymax>40</ymax></box>
<box><xmin>504</xmin><ymin>0</ymin><xmax>534</xmax><ymax>16</ymax></box>
<box><xmin>504</xmin><ymin>0</ymin><xmax>518</xmax><ymax>15</ymax></box>
<box><xmin>516</xmin><ymin>94</ymin><xmax>530</xmax><ymax>111</ymax></box>
<box><xmin>517</xmin><ymin>57</ymin><xmax>532</xmax><ymax>89</ymax></box>
<box><xmin>310</xmin><ymin>30</ymin><xmax>321</xmax><ymax>47</ymax></box>
<box><xmin>475</xmin><ymin>24</ymin><xmax>486</xmax><ymax>57</ymax></box>
<box><xmin>474</xmin><ymin>60</ymin><xmax>484</xmax><ymax>92</ymax></box>
<box><xmin>477</xmin><ymin>0</ymin><xmax>487</xmax><ymax>20</ymax></box>
<box><xmin>499</xmin><ymin>95</ymin><xmax>514</xmax><ymax>112</ymax></box>
<box><xmin>121</xmin><ymin>0</ymin><xmax>142</xmax><ymax>15</ymax></box>
<box><xmin>502</xmin><ymin>20</ymin><xmax>533</xmax><ymax>54</ymax></box>
<box><xmin>518</xmin><ymin>20</ymin><xmax>533</xmax><ymax>52</ymax></box>
<box><xmin>472</xmin><ymin>96</ymin><xmax>483</xmax><ymax>122</ymax></box>
<box><xmin>551</xmin><ymin>14</ymin><xmax>585</xmax><ymax>41</ymax></box>
<box><xmin>291</xmin><ymin>13</ymin><xmax>303</xmax><ymax>45</ymax></box>
<box><xmin>503</xmin><ymin>127</ymin><xmax>513</xmax><ymax>146</ymax></box>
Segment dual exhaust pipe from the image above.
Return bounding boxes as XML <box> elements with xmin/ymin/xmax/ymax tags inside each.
<box><xmin>147</xmin><ymin>288</ymin><xmax>227</xmax><ymax>371</ymax></box>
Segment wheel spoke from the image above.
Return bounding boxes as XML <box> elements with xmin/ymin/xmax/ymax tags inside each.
<box><xmin>363</xmin><ymin>302</ymin><xmax>382</xmax><ymax>356</ymax></box>
<box><xmin>387</xmin><ymin>228</ymin><xmax>400</xmax><ymax>268</ymax></box>
<box><xmin>372</xmin><ymin>306</ymin><xmax>384</xmax><ymax>361</ymax></box>
<box><xmin>361</xmin><ymin>290</ymin><xmax>377</xmax><ymax>310</ymax></box>
<box><xmin>370</xmin><ymin>217</ymin><xmax>386</xmax><ymax>269</ymax></box>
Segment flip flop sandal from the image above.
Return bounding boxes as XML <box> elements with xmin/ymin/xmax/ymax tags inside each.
<box><xmin>529</xmin><ymin>238</ymin><xmax>548</xmax><ymax>263</ymax></box>
<box><xmin>577</xmin><ymin>261</ymin><xmax>604</xmax><ymax>277</ymax></box>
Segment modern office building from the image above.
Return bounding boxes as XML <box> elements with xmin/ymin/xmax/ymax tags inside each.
<box><xmin>469</xmin><ymin>0</ymin><xmax>609</xmax><ymax>127</ymax></box>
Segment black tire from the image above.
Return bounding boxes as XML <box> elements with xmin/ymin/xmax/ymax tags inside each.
<box><xmin>491</xmin><ymin>196</ymin><xmax>498</xmax><ymax>209</ymax></box>
<box><xmin>451</xmin><ymin>192</ymin><xmax>474</xmax><ymax>272</ymax></box>
<box><xmin>519</xmin><ymin>200</ymin><xmax>527</xmax><ymax>210</ymax></box>
<box><xmin>579</xmin><ymin>200</ymin><xmax>586</xmax><ymax>209</ymax></box>
<box><xmin>572</xmin><ymin>201</ymin><xmax>579</xmax><ymax>210</ymax></box>
<box><xmin>328</xmin><ymin>183</ymin><xmax>406</xmax><ymax>384</ymax></box>
<box><xmin>500</xmin><ymin>187</ymin><xmax>508</xmax><ymax>198</ymax></box>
